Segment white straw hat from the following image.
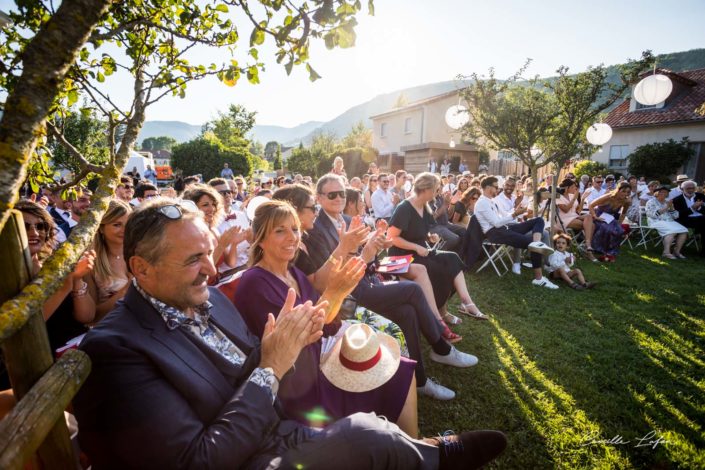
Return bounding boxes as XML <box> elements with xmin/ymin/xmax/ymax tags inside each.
<box><xmin>321</xmin><ymin>323</ymin><xmax>401</xmax><ymax>393</ymax></box>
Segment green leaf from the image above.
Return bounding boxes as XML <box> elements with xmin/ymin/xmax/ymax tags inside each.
<box><xmin>67</xmin><ymin>89</ymin><xmax>79</xmax><ymax>106</ymax></box>
<box><xmin>306</xmin><ymin>63</ymin><xmax>322</xmax><ymax>82</ymax></box>
<box><xmin>250</xmin><ymin>27</ymin><xmax>265</xmax><ymax>46</ymax></box>
<box><xmin>96</xmin><ymin>71</ymin><xmax>105</xmax><ymax>83</ymax></box>
<box><xmin>285</xmin><ymin>59</ymin><xmax>293</xmax><ymax>76</ymax></box>
<box><xmin>368</xmin><ymin>0</ymin><xmax>375</xmax><ymax>15</ymax></box>
<box><xmin>247</xmin><ymin>66</ymin><xmax>260</xmax><ymax>84</ymax></box>
<box><xmin>249</xmin><ymin>48</ymin><xmax>259</xmax><ymax>60</ymax></box>
<box><xmin>214</xmin><ymin>4</ymin><xmax>228</xmax><ymax>12</ymax></box>
<box><xmin>323</xmin><ymin>32</ymin><xmax>336</xmax><ymax>50</ymax></box>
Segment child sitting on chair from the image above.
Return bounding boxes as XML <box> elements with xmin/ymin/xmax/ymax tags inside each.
<box><xmin>547</xmin><ymin>233</ymin><xmax>597</xmax><ymax>290</ymax></box>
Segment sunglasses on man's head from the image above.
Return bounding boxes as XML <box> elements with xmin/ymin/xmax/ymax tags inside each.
<box><xmin>156</xmin><ymin>201</ymin><xmax>198</xmax><ymax>219</ymax></box>
<box><xmin>320</xmin><ymin>191</ymin><xmax>346</xmax><ymax>200</ymax></box>
<box><xmin>25</xmin><ymin>222</ymin><xmax>49</xmax><ymax>233</ymax></box>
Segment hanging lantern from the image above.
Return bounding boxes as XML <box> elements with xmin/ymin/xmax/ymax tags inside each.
<box><xmin>633</xmin><ymin>74</ymin><xmax>673</xmax><ymax>106</ymax></box>
<box><xmin>449</xmin><ymin>138</ymin><xmax>456</xmax><ymax>148</ymax></box>
<box><xmin>586</xmin><ymin>123</ymin><xmax>613</xmax><ymax>146</ymax></box>
<box><xmin>445</xmin><ymin>105</ymin><xmax>469</xmax><ymax>130</ymax></box>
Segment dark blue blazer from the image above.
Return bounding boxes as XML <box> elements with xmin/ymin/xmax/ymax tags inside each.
<box><xmin>672</xmin><ymin>192</ymin><xmax>705</xmax><ymax>225</ymax></box>
<box><xmin>73</xmin><ymin>285</ymin><xmax>295</xmax><ymax>469</ymax></box>
<box><xmin>49</xmin><ymin>206</ymin><xmax>72</xmax><ymax>239</ymax></box>
<box><xmin>303</xmin><ymin>211</ymin><xmax>351</xmax><ymax>271</ymax></box>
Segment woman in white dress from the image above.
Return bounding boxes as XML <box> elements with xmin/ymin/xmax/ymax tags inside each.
<box><xmin>645</xmin><ymin>186</ymin><xmax>688</xmax><ymax>259</ymax></box>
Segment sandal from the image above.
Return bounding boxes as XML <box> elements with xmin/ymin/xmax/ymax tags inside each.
<box><xmin>441</xmin><ymin>321</ymin><xmax>462</xmax><ymax>343</ymax></box>
<box><xmin>570</xmin><ymin>283</ymin><xmax>586</xmax><ymax>291</ymax></box>
<box><xmin>585</xmin><ymin>248</ymin><xmax>598</xmax><ymax>262</ymax></box>
<box><xmin>674</xmin><ymin>253</ymin><xmax>686</xmax><ymax>259</ymax></box>
<box><xmin>458</xmin><ymin>302</ymin><xmax>489</xmax><ymax>320</ymax></box>
<box><xmin>443</xmin><ymin>312</ymin><xmax>462</xmax><ymax>325</ymax></box>
<box><xmin>583</xmin><ymin>282</ymin><xmax>597</xmax><ymax>289</ymax></box>
<box><xmin>662</xmin><ymin>253</ymin><xmax>677</xmax><ymax>260</ymax></box>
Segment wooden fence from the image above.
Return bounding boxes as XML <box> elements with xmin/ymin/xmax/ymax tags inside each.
<box><xmin>0</xmin><ymin>211</ymin><xmax>90</xmax><ymax>469</ymax></box>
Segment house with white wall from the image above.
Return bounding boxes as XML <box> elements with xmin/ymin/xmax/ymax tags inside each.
<box><xmin>370</xmin><ymin>90</ymin><xmax>480</xmax><ymax>174</ymax></box>
<box><xmin>593</xmin><ymin>68</ymin><xmax>705</xmax><ymax>181</ymax></box>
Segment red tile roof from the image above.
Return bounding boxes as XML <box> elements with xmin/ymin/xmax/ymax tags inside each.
<box><xmin>604</xmin><ymin>68</ymin><xmax>705</xmax><ymax>129</ymax></box>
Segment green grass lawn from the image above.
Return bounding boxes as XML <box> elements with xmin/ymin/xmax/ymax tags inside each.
<box><xmin>420</xmin><ymin>243</ymin><xmax>705</xmax><ymax>469</ymax></box>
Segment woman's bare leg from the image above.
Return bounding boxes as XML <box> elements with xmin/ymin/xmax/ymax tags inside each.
<box><xmin>674</xmin><ymin>233</ymin><xmax>687</xmax><ymax>255</ymax></box>
<box><xmin>662</xmin><ymin>234</ymin><xmax>674</xmax><ymax>255</ymax></box>
<box><xmin>396</xmin><ymin>375</ymin><xmax>418</xmax><ymax>438</ymax></box>
<box><xmin>401</xmin><ymin>264</ymin><xmax>442</xmax><ymax>321</ymax></box>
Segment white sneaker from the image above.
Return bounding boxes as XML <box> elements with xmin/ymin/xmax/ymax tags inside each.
<box><xmin>417</xmin><ymin>377</ymin><xmax>455</xmax><ymax>400</ymax></box>
<box><xmin>430</xmin><ymin>346</ymin><xmax>479</xmax><ymax>368</ymax></box>
<box><xmin>532</xmin><ymin>276</ymin><xmax>559</xmax><ymax>289</ymax></box>
<box><xmin>528</xmin><ymin>241</ymin><xmax>554</xmax><ymax>256</ymax></box>
<box><xmin>512</xmin><ymin>263</ymin><xmax>521</xmax><ymax>275</ymax></box>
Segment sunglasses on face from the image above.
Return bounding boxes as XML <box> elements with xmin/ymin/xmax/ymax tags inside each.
<box><xmin>122</xmin><ymin>185</ymin><xmax>134</xmax><ymax>190</ymax></box>
<box><xmin>218</xmin><ymin>190</ymin><xmax>233</xmax><ymax>196</ymax></box>
<box><xmin>321</xmin><ymin>191</ymin><xmax>346</xmax><ymax>200</ymax></box>
<box><xmin>302</xmin><ymin>205</ymin><xmax>319</xmax><ymax>213</ymax></box>
<box><xmin>25</xmin><ymin>222</ymin><xmax>49</xmax><ymax>233</ymax></box>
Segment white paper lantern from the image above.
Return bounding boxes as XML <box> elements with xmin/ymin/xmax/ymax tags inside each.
<box><xmin>586</xmin><ymin>123</ymin><xmax>613</xmax><ymax>146</ymax></box>
<box><xmin>633</xmin><ymin>74</ymin><xmax>673</xmax><ymax>106</ymax></box>
<box><xmin>445</xmin><ymin>105</ymin><xmax>470</xmax><ymax>130</ymax></box>
<box><xmin>449</xmin><ymin>138</ymin><xmax>456</xmax><ymax>148</ymax></box>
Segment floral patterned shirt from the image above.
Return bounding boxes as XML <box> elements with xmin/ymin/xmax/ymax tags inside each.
<box><xmin>133</xmin><ymin>280</ymin><xmax>278</xmax><ymax>401</ymax></box>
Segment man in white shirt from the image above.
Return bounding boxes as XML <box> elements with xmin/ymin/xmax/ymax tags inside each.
<box><xmin>440</xmin><ymin>159</ymin><xmax>451</xmax><ymax>176</ymax></box>
<box><xmin>668</xmin><ymin>174</ymin><xmax>690</xmax><ymax>200</ymax></box>
<box><xmin>493</xmin><ymin>177</ymin><xmax>521</xmax><ymax>215</ymax></box>
<box><xmin>582</xmin><ymin>175</ymin><xmax>606</xmax><ymax>209</ymax></box>
<box><xmin>208</xmin><ymin>178</ymin><xmax>251</xmax><ymax>273</ymax></box>
<box><xmin>371</xmin><ymin>173</ymin><xmax>399</xmax><ymax>220</ymax></box>
<box><xmin>474</xmin><ymin>177</ymin><xmax>558</xmax><ymax>289</ymax></box>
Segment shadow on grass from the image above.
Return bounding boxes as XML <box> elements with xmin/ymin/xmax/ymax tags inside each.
<box><xmin>491</xmin><ymin>321</ymin><xmax>632</xmax><ymax>469</ymax></box>
<box><xmin>624</xmin><ymin>307</ymin><xmax>705</xmax><ymax>469</ymax></box>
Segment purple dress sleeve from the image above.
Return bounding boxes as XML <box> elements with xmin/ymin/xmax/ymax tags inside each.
<box><xmin>234</xmin><ymin>266</ymin><xmax>320</xmax><ymax>339</ymax></box>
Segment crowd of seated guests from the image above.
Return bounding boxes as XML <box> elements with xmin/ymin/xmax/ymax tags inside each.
<box><xmin>7</xmin><ymin>160</ymin><xmax>705</xmax><ymax>467</ymax></box>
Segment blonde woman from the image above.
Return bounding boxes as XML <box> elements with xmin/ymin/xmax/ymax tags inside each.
<box><xmin>88</xmin><ymin>199</ymin><xmax>131</xmax><ymax>321</ymax></box>
<box><xmin>388</xmin><ymin>173</ymin><xmax>487</xmax><ymax>320</ymax></box>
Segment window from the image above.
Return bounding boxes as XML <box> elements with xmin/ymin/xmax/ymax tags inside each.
<box><xmin>404</xmin><ymin>117</ymin><xmax>412</xmax><ymax>134</ymax></box>
<box><xmin>380</xmin><ymin>122</ymin><xmax>387</xmax><ymax>138</ymax></box>
<box><xmin>635</xmin><ymin>102</ymin><xmax>658</xmax><ymax>110</ymax></box>
<box><xmin>609</xmin><ymin>145</ymin><xmax>629</xmax><ymax>168</ymax></box>
<box><xmin>498</xmin><ymin>150</ymin><xmax>518</xmax><ymax>161</ymax></box>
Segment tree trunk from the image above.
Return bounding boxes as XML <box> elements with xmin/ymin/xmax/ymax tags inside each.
<box><xmin>530</xmin><ymin>165</ymin><xmax>539</xmax><ymax>216</ymax></box>
<box><xmin>0</xmin><ymin>0</ymin><xmax>114</xmax><ymax>235</ymax></box>
<box><xmin>0</xmin><ymin>72</ymin><xmax>146</xmax><ymax>342</ymax></box>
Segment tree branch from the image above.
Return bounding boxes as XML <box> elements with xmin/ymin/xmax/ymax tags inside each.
<box><xmin>0</xmin><ymin>0</ymin><xmax>113</xmax><ymax>236</ymax></box>
<box><xmin>46</xmin><ymin>122</ymin><xmax>104</xmax><ymax>173</ymax></box>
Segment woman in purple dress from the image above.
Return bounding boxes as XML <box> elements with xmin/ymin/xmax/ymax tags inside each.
<box><xmin>588</xmin><ymin>182</ymin><xmax>632</xmax><ymax>261</ymax></box>
<box><xmin>233</xmin><ymin>200</ymin><xmax>419</xmax><ymax>436</ymax></box>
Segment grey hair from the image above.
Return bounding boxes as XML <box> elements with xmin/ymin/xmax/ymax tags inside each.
<box><xmin>316</xmin><ymin>173</ymin><xmax>346</xmax><ymax>194</ymax></box>
<box><xmin>681</xmin><ymin>180</ymin><xmax>697</xmax><ymax>189</ymax></box>
<box><xmin>123</xmin><ymin>198</ymin><xmax>200</xmax><ymax>273</ymax></box>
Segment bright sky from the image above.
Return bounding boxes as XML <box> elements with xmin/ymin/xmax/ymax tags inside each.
<box><xmin>6</xmin><ymin>0</ymin><xmax>705</xmax><ymax>128</ymax></box>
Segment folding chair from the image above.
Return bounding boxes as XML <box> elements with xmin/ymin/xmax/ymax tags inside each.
<box><xmin>624</xmin><ymin>208</ymin><xmax>659</xmax><ymax>249</ymax></box>
<box><xmin>476</xmin><ymin>240</ymin><xmax>513</xmax><ymax>276</ymax></box>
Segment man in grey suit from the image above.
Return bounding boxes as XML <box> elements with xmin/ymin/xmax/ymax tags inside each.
<box><xmin>73</xmin><ymin>199</ymin><xmax>506</xmax><ymax>469</ymax></box>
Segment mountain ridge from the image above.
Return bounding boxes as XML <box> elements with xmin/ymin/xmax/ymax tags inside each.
<box><xmin>138</xmin><ymin>48</ymin><xmax>705</xmax><ymax>147</ymax></box>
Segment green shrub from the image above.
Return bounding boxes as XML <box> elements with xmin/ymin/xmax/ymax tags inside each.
<box><xmin>171</xmin><ymin>136</ymin><xmax>252</xmax><ymax>180</ymax></box>
<box><xmin>573</xmin><ymin>160</ymin><xmax>609</xmax><ymax>179</ymax></box>
<box><xmin>627</xmin><ymin>138</ymin><xmax>694</xmax><ymax>182</ymax></box>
